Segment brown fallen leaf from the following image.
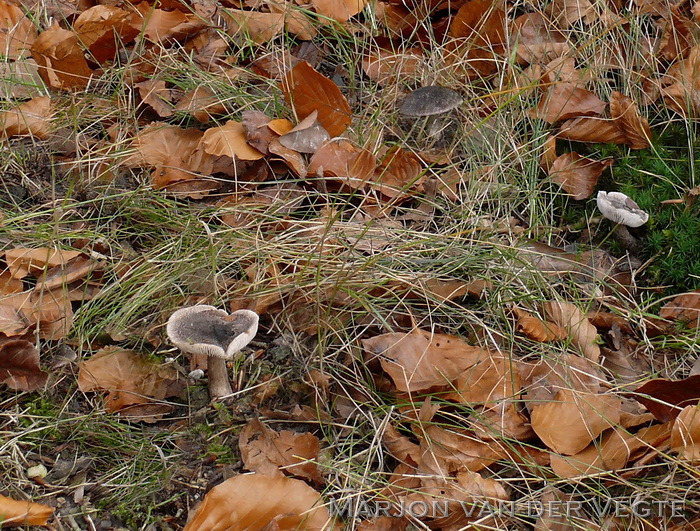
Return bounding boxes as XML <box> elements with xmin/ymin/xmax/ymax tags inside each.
<box><xmin>0</xmin><ymin>337</ymin><xmax>48</xmax><ymax>392</ymax></box>
<box><xmin>551</xmin><ymin>422</ymin><xmax>672</xmax><ymax>478</ymax></box>
<box><xmin>443</xmin><ymin>354</ymin><xmax>522</xmax><ymax>408</ymax></box>
<box><xmin>536</xmin><ymin>83</ymin><xmax>607</xmax><ymax>124</ymax></box>
<box><xmin>556</xmin><ymin>116</ymin><xmax>627</xmax><ymax>145</ymax></box>
<box><xmin>308</xmin><ymin>138</ymin><xmax>377</xmax><ymax>190</ymax></box>
<box><xmin>543</xmin><ymin>300</ymin><xmax>601</xmax><ymax>362</ymax></box>
<box><xmin>511</xmin><ymin>12</ymin><xmax>568</xmax><ymax>65</ymax></box>
<box><xmin>222</xmin><ymin>9</ymin><xmax>284</xmax><ymax>44</ymax></box>
<box><xmin>609</xmin><ymin>91</ymin><xmax>652</xmax><ymax>149</ymax></box>
<box><xmin>136</xmin><ymin>79</ymin><xmax>174</xmax><ymax>118</ymax></box>
<box><xmin>123</xmin><ymin>123</ymin><xmax>215</xmax><ymax>191</ymax></box>
<box><xmin>371</xmin><ymin>146</ymin><xmax>424</xmax><ymax>199</ymax></box>
<box><xmin>512</xmin><ymin>306</ymin><xmax>568</xmax><ymax>342</ymax></box>
<box><xmin>280</xmin><ymin>61</ymin><xmax>352</xmax><ymax>137</ymax></box>
<box><xmin>671</xmin><ymin>404</ymin><xmax>700</xmax><ymax>463</ymax></box>
<box><xmin>77</xmin><ymin>347</ymin><xmax>184</xmax><ymax>422</ymax></box>
<box><xmin>660</xmin><ymin>290</ymin><xmax>700</xmax><ymax>328</ymax></box>
<box><xmin>548</xmin><ymin>152</ymin><xmax>613</xmax><ymax>200</ymax></box>
<box><xmin>132</xmin><ymin>2</ymin><xmax>206</xmax><ymax>43</ymax></box>
<box><xmin>416</xmin><ymin>424</ymin><xmax>504</xmax><ymax>475</ymax></box>
<box><xmin>174</xmin><ymin>86</ymin><xmax>227</xmax><ymax>123</ymax></box>
<box><xmin>268</xmin><ymin>137</ymin><xmax>307</xmax><ymax>178</ymax></box>
<box><xmin>0</xmin><ymin>270</ymin><xmax>23</xmax><ymax>295</ymax></box>
<box><xmin>0</xmin><ymin>493</ymin><xmax>54</xmax><ymax>527</ymax></box>
<box><xmin>530</xmin><ymin>389</ymin><xmax>622</xmax><ymax>455</ymax></box>
<box><xmin>184</xmin><ymin>473</ymin><xmax>336</xmax><ymax>530</ymax></box>
<box><xmin>0</xmin><ymin>96</ymin><xmax>52</xmax><ymax>139</ymax></box>
<box><xmin>310</xmin><ymin>0</ymin><xmax>368</xmax><ymax>23</ymax></box>
<box><xmin>633</xmin><ymin>375</ymin><xmax>700</xmax><ymax>422</ymax></box>
<box><xmin>362</xmin><ymin>46</ymin><xmax>423</xmax><ymax>85</ymax></box>
<box><xmin>239</xmin><ymin>417</ymin><xmax>323</xmax><ymax>483</ymax></box>
<box><xmin>0</xmin><ymin>0</ymin><xmax>36</xmax><ymax>59</ymax></box>
<box><xmin>279</xmin><ymin>111</ymin><xmax>331</xmax><ymax>154</ymax></box>
<box><xmin>362</xmin><ymin>329</ymin><xmax>488</xmax><ymax>392</ymax></box>
<box><xmin>200</xmin><ymin>120</ymin><xmax>264</xmax><ymax>161</ymax></box>
<box><xmin>5</xmin><ymin>248</ymin><xmax>83</xmax><ymax>279</ymax></box>
<box><xmin>535</xmin><ymin>487</ymin><xmax>597</xmax><ymax>530</ymax></box>
<box><xmin>73</xmin><ymin>5</ymin><xmax>139</xmax><ymax>63</ymax></box>
<box><xmin>31</xmin><ymin>23</ymin><xmax>92</xmax><ymax>90</ymax></box>
<box><xmin>660</xmin><ymin>45</ymin><xmax>700</xmax><ymax>117</ymax></box>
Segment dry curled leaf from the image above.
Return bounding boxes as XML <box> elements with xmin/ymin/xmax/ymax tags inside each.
<box><xmin>281</xmin><ymin>61</ymin><xmax>351</xmax><ymax>137</ymax></box>
<box><xmin>174</xmin><ymin>86</ymin><xmax>227</xmax><ymax>123</ymax></box>
<box><xmin>73</xmin><ymin>5</ymin><xmax>139</xmax><ymax>63</ymax></box>
<box><xmin>133</xmin><ymin>2</ymin><xmax>206</xmax><ymax>43</ymax></box>
<box><xmin>536</xmin><ymin>84</ymin><xmax>606</xmax><ymax>123</ymax></box>
<box><xmin>308</xmin><ymin>138</ymin><xmax>377</xmax><ymax>190</ymax></box>
<box><xmin>0</xmin><ymin>96</ymin><xmax>52</xmax><ymax>139</ymax></box>
<box><xmin>543</xmin><ymin>300</ymin><xmax>601</xmax><ymax>362</ymax></box>
<box><xmin>200</xmin><ymin>120</ymin><xmax>265</xmax><ymax>161</ymax></box>
<box><xmin>136</xmin><ymin>79</ymin><xmax>174</xmax><ymax>118</ymax></box>
<box><xmin>239</xmin><ymin>418</ymin><xmax>323</xmax><ymax>483</ymax></box>
<box><xmin>222</xmin><ymin>9</ymin><xmax>284</xmax><ymax>44</ymax></box>
<box><xmin>310</xmin><ymin>0</ymin><xmax>368</xmax><ymax>22</ymax></box>
<box><xmin>549</xmin><ymin>152</ymin><xmax>613</xmax><ymax>201</ymax></box>
<box><xmin>634</xmin><ymin>375</ymin><xmax>700</xmax><ymax>422</ymax></box>
<box><xmin>530</xmin><ymin>389</ymin><xmax>621</xmax><ymax>455</ymax></box>
<box><xmin>0</xmin><ymin>493</ymin><xmax>54</xmax><ymax>527</ymax></box>
<box><xmin>184</xmin><ymin>473</ymin><xmax>335</xmax><ymax>530</ymax></box>
<box><xmin>609</xmin><ymin>91</ymin><xmax>652</xmax><ymax>149</ymax></box>
<box><xmin>512</xmin><ymin>307</ymin><xmax>567</xmax><ymax>342</ymax></box>
<box><xmin>671</xmin><ymin>404</ymin><xmax>700</xmax><ymax>463</ymax></box>
<box><xmin>363</xmin><ymin>330</ymin><xmax>489</xmax><ymax>392</ymax></box>
<box><xmin>0</xmin><ymin>337</ymin><xmax>48</xmax><ymax>392</ymax></box>
<box><xmin>78</xmin><ymin>347</ymin><xmax>184</xmax><ymax>421</ymax></box>
<box><xmin>31</xmin><ymin>23</ymin><xmax>92</xmax><ymax>90</ymax></box>
<box><xmin>5</xmin><ymin>248</ymin><xmax>83</xmax><ymax>279</ymax></box>
<box><xmin>660</xmin><ymin>289</ymin><xmax>700</xmax><ymax>328</ymax></box>
<box><xmin>0</xmin><ymin>0</ymin><xmax>36</xmax><ymax>59</ymax></box>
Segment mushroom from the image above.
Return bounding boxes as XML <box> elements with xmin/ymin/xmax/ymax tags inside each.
<box><xmin>596</xmin><ymin>191</ymin><xmax>649</xmax><ymax>228</ymax></box>
<box><xmin>596</xmin><ymin>191</ymin><xmax>649</xmax><ymax>252</ymax></box>
<box><xmin>398</xmin><ymin>85</ymin><xmax>463</xmax><ymax>145</ymax></box>
<box><xmin>166</xmin><ymin>305</ymin><xmax>259</xmax><ymax>399</ymax></box>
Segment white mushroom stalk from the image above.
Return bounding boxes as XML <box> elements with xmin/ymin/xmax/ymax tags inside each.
<box><xmin>166</xmin><ymin>305</ymin><xmax>259</xmax><ymax>399</ymax></box>
<box><xmin>596</xmin><ymin>191</ymin><xmax>649</xmax><ymax>228</ymax></box>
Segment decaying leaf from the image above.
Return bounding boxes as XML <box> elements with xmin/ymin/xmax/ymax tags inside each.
<box><xmin>0</xmin><ymin>337</ymin><xmax>48</xmax><ymax>392</ymax></box>
<box><xmin>184</xmin><ymin>473</ymin><xmax>335</xmax><ymax>530</ymax></box>
<box><xmin>174</xmin><ymin>86</ymin><xmax>227</xmax><ymax>123</ymax></box>
<box><xmin>548</xmin><ymin>152</ymin><xmax>613</xmax><ymax>201</ymax></box>
<box><xmin>281</xmin><ymin>61</ymin><xmax>352</xmax><ymax>137</ymax></box>
<box><xmin>136</xmin><ymin>79</ymin><xmax>173</xmax><ymax>118</ymax></box>
<box><xmin>363</xmin><ymin>329</ymin><xmax>489</xmax><ymax>392</ymax></box>
<box><xmin>239</xmin><ymin>418</ymin><xmax>323</xmax><ymax>483</ymax></box>
<box><xmin>0</xmin><ymin>493</ymin><xmax>54</xmax><ymax>527</ymax></box>
<box><xmin>660</xmin><ymin>45</ymin><xmax>700</xmax><ymax>117</ymax></box>
<box><xmin>543</xmin><ymin>300</ymin><xmax>601</xmax><ymax>361</ymax></box>
<box><xmin>671</xmin><ymin>404</ymin><xmax>700</xmax><ymax>462</ymax></box>
<box><xmin>609</xmin><ymin>91</ymin><xmax>652</xmax><ymax>149</ymax></box>
<box><xmin>372</xmin><ymin>146</ymin><xmax>424</xmax><ymax>198</ymax></box>
<box><xmin>77</xmin><ymin>347</ymin><xmax>184</xmax><ymax>421</ymax></box>
<box><xmin>31</xmin><ymin>23</ymin><xmax>92</xmax><ymax>90</ymax></box>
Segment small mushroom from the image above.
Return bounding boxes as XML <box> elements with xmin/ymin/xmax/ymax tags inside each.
<box><xmin>596</xmin><ymin>191</ymin><xmax>649</xmax><ymax>228</ymax></box>
<box><xmin>398</xmin><ymin>86</ymin><xmax>463</xmax><ymax>146</ymax></box>
<box><xmin>398</xmin><ymin>86</ymin><xmax>463</xmax><ymax>117</ymax></box>
<box><xmin>166</xmin><ymin>305</ymin><xmax>259</xmax><ymax>399</ymax></box>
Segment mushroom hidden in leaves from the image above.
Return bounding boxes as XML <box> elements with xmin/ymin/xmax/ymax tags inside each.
<box><xmin>596</xmin><ymin>191</ymin><xmax>649</xmax><ymax>228</ymax></box>
<box><xmin>166</xmin><ymin>305</ymin><xmax>259</xmax><ymax>399</ymax></box>
<box><xmin>398</xmin><ymin>85</ymin><xmax>462</xmax><ymax>144</ymax></box>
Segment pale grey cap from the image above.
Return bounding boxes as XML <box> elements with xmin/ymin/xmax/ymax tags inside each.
<box><xmin>398</xmin><ymin>86</ymin><xmax>463</xmax><ymax>116</ymax></box>
<box><xmin>596</xmin><ymin>191</ymin><xmax>649</xmax><ymax>228</ymax></box>
<box><xmin>166</xmin><ymin>305</ymin><xmax>259</xmax><ymax>359</ymax></box>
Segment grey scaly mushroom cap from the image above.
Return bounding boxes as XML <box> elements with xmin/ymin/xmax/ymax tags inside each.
<box><xmin>166</xmin><ymin>305</ymin><xmax>259</xmax><ymax>359</ymax></box>
<box><xmin>398</xmin><ymin>86</ymin><xmax>463</xmax><ymax>117</ymax></box>
<box><xmin>596</xmin><ymin>191</ymin><xmax>649</xmax><ymax>228</ymax></box>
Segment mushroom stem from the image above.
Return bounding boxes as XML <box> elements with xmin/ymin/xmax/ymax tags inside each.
<box><xmin>207</xmin><ymin>356</ymin><xmax>233</xmax><ymax>399</ymax></box>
